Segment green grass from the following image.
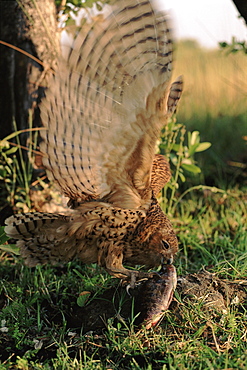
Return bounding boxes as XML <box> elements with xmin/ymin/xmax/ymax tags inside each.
<box><xmin>0</xmin><ymin>39</ymin><xmax>247</xmax><ymax>370</ymax></box>
<box><xmin>0</xmin><ymin>189</ymin><xmax>246</xmax><ymax>369</ymax></box>
<box><xmin>174</xmin><ymin>189</ymin><xmax>247</xmax><ymax>276</ymax></box>
<box><xmin>173</xmin><ymin>40</ymin><xmax>247</xmax><ymax>188</ymax></box>
<box><xmin>177</xmin><ymin>113</ymin><xmax>247</xmax><ymax>188</ymax></box>
<box><xmin>173</xmin><ymin>40</ymin><xmax>247</xmax><ymax>120</ymax></box>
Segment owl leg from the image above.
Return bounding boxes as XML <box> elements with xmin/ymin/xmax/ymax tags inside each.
<box><xmin>101</xmin><ymin>241</ymin><xmax>132</xmax><ymax>279</ymax></box>
<box><xmin>98</xmin><ymin>241</ymin><xmax>148</xmax><ymax>288</ymax></box>
<box><xmin>107</xmin><ymin>265</ymin><xmax>144</xmax><ymax>289</ymax></box>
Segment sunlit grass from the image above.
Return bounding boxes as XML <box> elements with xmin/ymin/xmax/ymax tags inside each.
<box><xmin>0</xmin><ymin>39</ymin><xmax>247</xmax><ymax>370</ymax></box>
<box><xmin>171</xmin><ymin>40</ymin><xmax>247</xmax><ymax>187</ymax></box>
<box><xmin>173</xmin><ymin>189</ymin><xmax>247</xmax><ymax>275</ymax></box>
<box><xmin>173</xmin><ymin>40</ymin><xmax>247</xmax><ymax>120</ymax></box>
<box><xmin>0</xmin><ymin>188</ymin><xmax>247</xmax><ymax>369</ymax></box>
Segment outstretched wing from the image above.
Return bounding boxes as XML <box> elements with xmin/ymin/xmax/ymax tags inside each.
<box><xmin>40</xmin><ymin>0</ymin><xmax>183</xmax><ymax>209</ymax></box>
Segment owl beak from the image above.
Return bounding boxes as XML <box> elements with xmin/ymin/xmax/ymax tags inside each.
<box><xmin>161</xmin><ymin>255</ymin><xmax>173</xmax><ymax>265</ymax></box>
<box><xmin>167</xmin><ymin>256</ymin><xmax>173</xmax><ymax>265</ymax></box>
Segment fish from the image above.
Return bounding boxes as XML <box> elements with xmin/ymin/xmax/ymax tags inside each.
<box><xmin>135</xmin><ymin>263</ymin><xmax>177</xmax><ymax>329</ymax></box>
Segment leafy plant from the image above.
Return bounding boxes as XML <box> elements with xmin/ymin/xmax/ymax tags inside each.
<box><xmin>161</xmin><ymin>118</ymin><xmax>211</xmax><ymax>180</ymax></box>
<box><xmin>159</xmin><ymin>117</ymin><xmax>214</xmax><ymax>215</ymax></box>
<box><xmin>56</xmin><ymin>0</ymin><xmax>111</xmax><ymax>27</ymax></box>
<box><xmin>219</xmin><ymin>37</ymin><xmax>247</xmax><ymax>54</ymax></box>
<box><xmin>0</xmin><ymin>113</ymin><xmax>41</xmax><ymax>211</ymax></box>
<box><xmin>0</xmin><ymin>226</ymin><xmax>20</xmax><ymax>255</ymax></box>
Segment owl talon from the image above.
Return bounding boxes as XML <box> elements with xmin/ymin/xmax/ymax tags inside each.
<box><xmin>121</xmin><ymin>271</ymin><xmax>138</xmax><ymax>288</ymax></box>
<box><xmin>126</xmin><ymin>284</ymin><xmax>133</xmax><ymax>296</ymax></box>
<box><xmin>125</xmin><ymin>273</ymin><xmax>140</xmax><ymax>295</ymax></box>
<box><xmin>122</xmin><ymin>270</ymin><xmax>149</xmax><ymax>291</ymax></box>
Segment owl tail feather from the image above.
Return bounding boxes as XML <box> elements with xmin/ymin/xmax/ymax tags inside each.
<box><xmin>4</xmin><ymin>213</ymin><xmax>76</xmax><ymax>267</ymax></box>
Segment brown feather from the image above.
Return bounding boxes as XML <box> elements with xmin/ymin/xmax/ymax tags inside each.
<box><xmin>5</xmin><ymin>0</ymin><xmax>182</xmax><ymax>284</ymax></box>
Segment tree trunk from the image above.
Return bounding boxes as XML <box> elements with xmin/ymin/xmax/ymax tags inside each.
<box><xmin>0</xmin><ymin>0</ymin><xmax>60</xmax><ymax>142</ymax></box>
<box><xmin>232</xmin><ymin>0</ymin><xmax>247</xmax><ymax>25</ymax></box>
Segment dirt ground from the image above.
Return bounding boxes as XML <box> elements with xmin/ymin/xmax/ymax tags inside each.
<box><xmin>67</xmin><ymin>270</ymin><xmax>247</xmax><ymax>332</ymax></box>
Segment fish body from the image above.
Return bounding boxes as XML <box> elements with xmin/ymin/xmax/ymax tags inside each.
<box><xmin>135</xmin><ymin>264</ymin><xmax>177</xmax><ymax>329</ymax></box>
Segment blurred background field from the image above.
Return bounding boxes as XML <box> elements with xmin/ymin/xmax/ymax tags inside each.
<box><xmin>173</xmin><ymin>39</ymin><xmax>247</xmax><ymax>188</ymax></box>
<box><xmin>0</xmin><ymin>1</ymin><xmax>247</xmax><ymax>367</ymax></box>
<box><xmin>1</xmin><ymin>34</ymin><xmax>247</xmax><ymax>370</ymax></box>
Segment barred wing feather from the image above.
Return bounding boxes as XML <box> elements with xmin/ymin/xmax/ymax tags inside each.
<box><xmin>40</xmin><ymin>0</ymin><xmax>182</xmax><ymax>209</ymax></box>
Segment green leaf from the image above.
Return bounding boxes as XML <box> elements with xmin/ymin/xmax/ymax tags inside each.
<box><xmin>0</xmin><ymin>244</ymin><xmax>20</xmax><ymax>255</ymax></box>
<box><xmin>178</xmin><ymin>172</ymin><xmax>186</xmax><ymax>182</ymax></box>
<box><xmin>219</xmin><ymin>42</ymin><xmax>228</xmax><ymax>48</ymax></box>
<box><xmin>96</xmin><ymin>2</ymin><xmax>103</xmax><ymax>11</ymax></box>
<box><xmin>0</xmin><ymin>140</ymin><xmax>10</xmax><ymax>149</ymax></box>
<box><xmin>0</xmin><ymin>226</ymin><xmax>9</xmax><ymax>243</ymax></box>
<box><xmin>77</xmin><ymin>291</ymin><xmax>91</xmax><ymax>307</ymax></box>
<box><xmin>172</xmin><ymin>144</ymin><xmax>181</xmax><ymax>152</ymax></box>
<box><xmin>5</xmin><ymin>146</ymin><xmax>19</xmax><ymax>155</ymax></box>
<box><xmin>66</xmin><ymin>17</ymin><xmax>76</xmax><ymax>27</ymax></box>
<box><xmin>170</xmin><ymin>155</ymin><xmax>178</xmax><ymax>166</ymax></box>
<box><xmin>182</xmin><ymin>163</ymin><xmax>201</xmax><ymax>174</ymax></box>
<box><xmin>190</xmin><ymin>131</ymin><xmax>200</xmax><ymax>146</ymax></box>
<box><xmin>195</xmin><ymin>142</ymin><xmax>212</xmax><ymax>152</ymax></box>
<box><xmin>188</xmin><ymin>143</ymin><xmax>200</xmax><ymax>156</ymax></box>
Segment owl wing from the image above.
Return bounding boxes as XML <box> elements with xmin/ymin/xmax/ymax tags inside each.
<box><xmin>40</xmin><ymin>0</ymin><xmax>183</xmax><ymax>209</ymax></box>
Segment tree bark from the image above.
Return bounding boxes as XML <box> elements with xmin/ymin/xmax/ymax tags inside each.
<box><xmin>0</xmin><ymin>0</ymin><xmax>60</xmax><ymax>142</ymax></box>
<box><xmin>232</xmin><ymin>0</ymin><xmax>247</xmax><ymax>25</ymax></box>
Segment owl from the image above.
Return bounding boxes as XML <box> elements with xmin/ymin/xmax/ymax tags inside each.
<box><xmin>5</xmin><ymin>0</ymin><xmax>183</xmax><ymax>287</ymax></box>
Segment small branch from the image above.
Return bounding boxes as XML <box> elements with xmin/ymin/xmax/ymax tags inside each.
<box><xmin>0</xmin><ymin>40</ymin><xmax>44</xmax><ymax>66</ymax></box>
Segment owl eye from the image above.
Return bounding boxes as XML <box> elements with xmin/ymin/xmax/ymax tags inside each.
<box><xmin>162</xmin><ymin>240</ymin><xmax>170</xmax><ymax>250</ymax></box>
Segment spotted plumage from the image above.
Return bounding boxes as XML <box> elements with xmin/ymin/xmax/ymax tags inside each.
<box><xmin>5</xmin><ymin>0</ymin><xmax>183</xmax><ymax>284</ymax></box>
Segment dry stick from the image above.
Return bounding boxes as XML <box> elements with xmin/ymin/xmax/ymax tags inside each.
<box><xmin>0</xmin><ymin>41</ymin><xmax>55</xmax><ymax>83</ymax></box>
<box><xmin>0</xmin><ymin>40</ymin><xmax>44</xmax><ymax>66</ymax></box>
<box><xmin>6</xmin><ymin>141</ymin><xmax>43</xmax><ymax>157</ymax></box>
<box><xmin>2</xmin><ymin>127</ymin><xmax>46</xmax><ymax>149</ymax></box>
<box><xmin>206</xmin><ymin>321</ymin><xmax>221</xmax><ymax>354</ymax></box>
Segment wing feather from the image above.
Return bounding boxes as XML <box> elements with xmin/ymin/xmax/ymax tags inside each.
<box><xmin>40</xmin><ymin>0</ymin><xmax>181</xmax><ymax>208</ymax></box>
